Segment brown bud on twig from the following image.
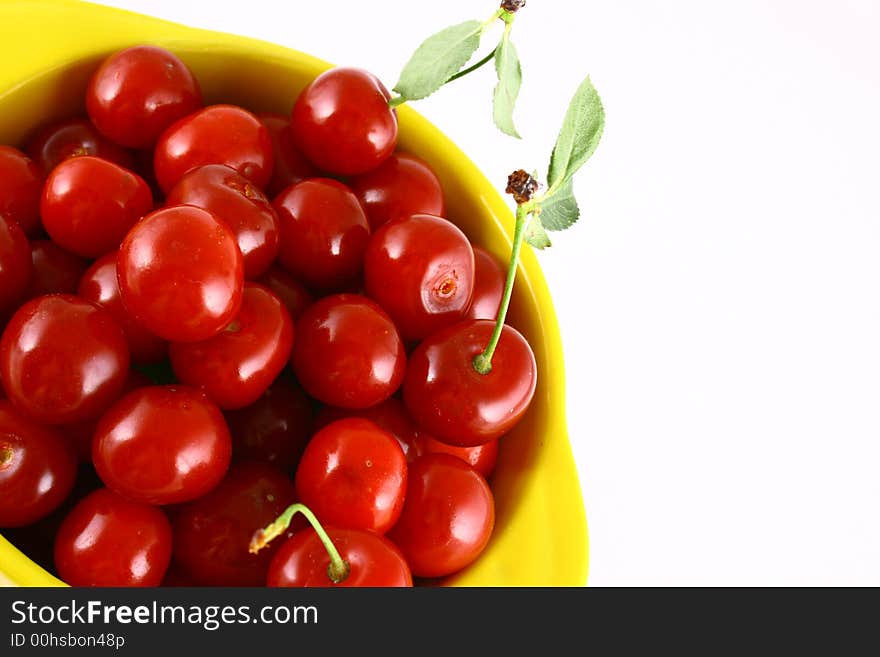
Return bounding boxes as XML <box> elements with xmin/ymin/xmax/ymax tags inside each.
<box><xmin>506</xmin><ymin>169</ymin><xmax>539</xmax><ymax>205</ymax></box>
<box><xmin>501</xmin><ymin>0</ymin><xmax>526</xmax><ymax>13</ymax></box>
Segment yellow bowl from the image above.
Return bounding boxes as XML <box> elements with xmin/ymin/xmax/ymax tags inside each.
<box><xmin>0</xmin><ymin>0</ymin><xmax>587</xmax><ymax>586</ymax></box>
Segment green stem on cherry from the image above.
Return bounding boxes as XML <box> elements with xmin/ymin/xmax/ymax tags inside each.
<box><xmin>446</xmin><ymin>46</ymin><xmax>497</xmax><ymax>84</ymax></box>
<box><xmin>472</xmin><ymin>198</ymin><xmax>531</xmax><ymax>375</ymax></box>
<box><xmin>388</xmin><ymin>95</ymin><xmax>407</xmax><ymax>108</ymax></box>
<box><xmin>388</xmin><ymin>45</ymin><xmax>500</xmax><ymax>109</ymax></box>
<box><xmin>249</xmin><ymin>502</ymin><xmax>350</xmax><ymax>584</ymax></box>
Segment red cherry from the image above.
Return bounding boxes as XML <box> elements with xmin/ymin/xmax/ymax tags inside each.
<box><xmin>54</xmin><ymin>488</ymin><xmax>172</xmax><ymax>586</ymax></box>
<box><xmin>26</xmin><ymin>240</ymin><xmax>88</xmax><ymax>298</ymax></box>
<box><xmin>0</xmin><ymin>400</ymin><xmax>77</xmax><ymax>527</ymax></box>
<box><xmin>0</xmin><ymin>217</ymin><xmax>32</xmax><ymax>314</ymax></box>
<box><xmin>117</xmin><ymin>205</ymin><xmax>244</xmax><ymax>342</ymax></box>
<box><xmin>0</xmin><ymin>294</ymin><xmax>130</xmax><ymax>425</ymax></box>
<box><xmin>388</xmin><ymin>454</ymin><xmax>494</xmax><ymax>578</ymax></box>
<box><xmin>86</xmin><ymin>45</ymin><xmax>202</xmax><ymax>148</ymax></box>
<box><xmin>412</xmin><ymin>433</ymin><xmax>499</xmax><ymax>479</ymax></box>
<box><xmin>258</xmin><ymin>266</ymin><xmax>313</xmax><ymax>321</ymax></box>
<box><xmin>64</xmin><ymin>369</ymin><xmax>153</xmax><ymax>463</ymax></box>
<box><xmin>41</xmin><ymin>156</ymin><xmax>153</xmax><ymax>258</ymax></box>
<box><xmin>315</xmin><ymin>397</ymin><xmax>499</xmax><ymax>478</ymax></box>
<box><xmin>169</xmin><ymin>283</ymin><xmax>294</xmax><ymax>410</ymax></box>
<box><xmin>364</xmin><ymin>214</ymin><xmax>474</xmax><ymax>341</ymax></box>
<box><xmin>465</xmin><ymin>246</ymin><xmax>505</xmax><ymax>321</ymax></box>
<box><xmin>292</xmin><ymin>294</ymin><xmax>406</xmax><ymax>409</ymax></box>
<box><xmin>160</xmin><ymin>563</ymin><xmax>198</xmax><ymax>587</ymax></box>
<box><xmin>0</xmin><ymin>463</ymin><xmax>102</xmax><ymax>570</ymax></box>
<box><xmin>64</xmin><ymin>422</ymin><xmax>98</xmax><ymax>465</ymax></box>
<box><xmin>78</xmin><ymin>252</ymin><xmax>168</xmax><ymax>365</ymax></box>
<box><xmin>154</xmin><ymin>104</ymin><xmax>273</xmax><ymax>193</ymax></box>
<box><xmin>268</xmin><ymin>527</ymin><xmax>412</xmax><ymax>587</ymax></box>
<box><xmin>166</xmin><ymin>164</ymin><xmax>280</xmax><ymax>279</ymax></box>
<box><xmin>130</xmin><ymin>147</ymin><xmax>163</xmax><ymax>200</ymax></box>
<box><xmin>273</xmin><ymin>178</ymin><xmax>370</xmax><ymax>291</ymax></box>
<box><xmin>295</xmin><ymin>418</ymin><xmax>407</xmax><ymax>534</ymax></box>
<box><xmin>290</xmin><ymin>67</ymin><xmax>398</xmax><ymax>176</ymax></box>
<box><xmin>172</xmin><ymin>462</ymin><xmax>297</xmax><ymax>586</ymax></box>
<box><xmin>350</xmin><ymin>152</ymin><xmax>445</xmax><ymax>230</ymax></box>
<box><xmin>313</xmin><ymin>397</ymin><xmax>420</xmax><ymax>457</ymax></box>
<box><xmin>403</xmin><ymin>319</ymin><xmax>536</xmax><ymax>446</ymax></box>
<box><xmin>92</xmin><ymin>385</ymin><xmax>232</xmax><ymax>505</ymax></box>
<box><xmin>258</xmin><ymin>113</ymin><xmax>319</xmax><ymax>197</ymax></box>
<box><xmin>0</xmin><ymin>145</ymin><xmax>43</xmax><ymax>236</ymax></box>
<box><xmin>225</xmin><ymin>377</ymin><xmax>314</xmax><ymax>473</ymax></box>
<box><xmin>25</xmin><ymin>117</ymin><xmax>134</xmax><ymax>174</ymax></box>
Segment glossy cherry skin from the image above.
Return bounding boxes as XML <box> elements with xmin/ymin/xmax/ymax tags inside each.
<box><xmin>314</xmin><ymin>397</ymin><xmax>419</xmax><ymax>457</ymax></box>
<box><xmin>466</xmin><ymin>246</ymin><xmax>505</xmax><ymax>321</ymax></box>
<box><xmin>290</xmin><ymin>67</ymin><xmax>398</xmax><ymax>176</ymax></box>
<box><xmin>0</xmin><ymin>145</ymin><xmax>43</xmax><ymax>236</ymax></box>
<box><xmin>295</xmin><ymin>418</ymin><xmax>407</xmax><ymax>534</ymax></box>
<box><xmin>0</xmin><ymin>462</ymin><xmax>102</xmax><ymax>570</ymax></box>
<box><xmin>411</xmin><ymin>433</ymin><xmax>499</xmax><ymax>479</ymax></box>
<box><xmin>273</xmin><ymin>178</ymin><xmax>371</xmax><ymax>291</ymax></box>
<box><xmin>225</xmin><ymin>377</ymin><xmax>314</xmax><ymax>473</ymax></box>
<box><xmin>0</xmin><ymin>295</ymin><xmax>130</xmax><ymax>425</ymax></box>
<box><xmin>268</xmin><ymin>526</ymin><xmax>412</xmax><ymax>587</ymax></box>
<box><xmin>26</xmin><ymin>241</ymin><xmax>88</xmax><ymax>298</ymax></box>
<box><xmin>315</xmin><ymin>397</ymin><xmax>499</xmax><ymax>478</ymax></box>
<box><xmin>166</xmin><ymin>164</ymin><xmax>280</xmax><ymax>279</ymax></box>
<box><xmin>154</xmin><ymin>104</ymin><xmax>273</xmax><ymax>193</ymax></box>
<box><xmin>0</xmin><ymin>400</ymin><xmax>77</xmax><ymax>527</ymax></box>
<box><xmin>117</xmin><ymin>205</ymin><xmax>244</xmax><ymax>342</ymax></box>
<box><xmin>78</xmin><ymin>252</ymin><xmax>168</xmax><ymax>364</ymax></box>
<box><xmin>258</xmin><ymin>113</ymin><xmax>319</xmax><ymax>197</ymax></box>
<box><xmin>388</xmin><ymin>454</ymin><xmax>494</xmax><ymax>578</ymax></box>
<box><xmin>403</xmin><ymin>320</ymin><xmax>537</xmax><ymax>446</ymax></box>
<box><xmin>93</xmin><ymin>385</ymin><xmax>231</xmax><ymax>505</ymax></box>
<box><xmin>292</xmin><ymin>294</ymin><xmax>406</xmax><ymax>409</ymax></box>
<box><xmin>41</xmin><ymin>156</ymin><xmax>153</xmax><ymax>258</ymax></box>
<box><xmin>86</xmin><ymin>45</ymin><xmax>202</xmax><ymax>148</ymax></box>
<box><xmin>350</xmin><ymin>152</ymin><xmax>445</xmax><ymax>230</ymax></box>
<box><xmin>26</xmin><ymin>117</ymin><xmax>134</xmax><ymax>174</ymax></box>
<box><xmin>54</xmin><ymin>488</ymin><xmax>172</xmax><ymax>586</ymax></box>
<box><xmin>172</xmin><ymin>461</ymin><xmax>297</xmax><ymax>586</ymax></box>
<box><xmin>64</xmin><ymin>369</ymin><xmax>153</xmax><ymax>463</ymax></box>
<box><xmin>365</xmin><ymin>214</ymin><xmax>474</xmax><ymax>341</ymax></box>
<box><xmin>259</xmin><ymin>266</ymin><xmax>313</xmax><ymax>321</ymax></box>
<box><xmin>170</xmin><ymin>284</ymin><xmax>294</xmax><ymax>410</ymax></box>
<box><xmin>0</xmin><ymin>217</ymin><xmax>32</xmax><ymax>314</ymax></box>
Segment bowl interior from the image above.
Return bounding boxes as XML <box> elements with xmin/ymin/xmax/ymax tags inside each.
<box><xmin>0</xmin><ymin>1</ymin><xmax>586</xmax><ymax>586</ymax></box>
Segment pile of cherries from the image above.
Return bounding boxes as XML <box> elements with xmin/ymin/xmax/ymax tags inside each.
<box><xmin>0</xmin><ymin>45</ymin><xmax>536</xmax><ymax>587</ymax></box>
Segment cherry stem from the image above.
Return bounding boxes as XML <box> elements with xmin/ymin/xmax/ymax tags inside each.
<box><xmin>388</xmin><ymin>46</ymin><xmax>498</xmax><ymax>109</ymax></box>
<box><xmin>249</xmin><ymin>502</ymin><xmax>350</xmax><ymax>584</ymax></box>
<box><xmin>447</xmin><ymin>47</ymin><xmax>498</xmax><ymax>84</ymax></box>
<box><xmin>473</xmin><ymin>203</ymin><xmax>528</xmax><ymax>374</ymax></box>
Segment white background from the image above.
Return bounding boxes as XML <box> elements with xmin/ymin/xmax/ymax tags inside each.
<box><xmin>91</xmin><ymin>0</ymin><xmax>880</xmax><ymax>586</ymax></box>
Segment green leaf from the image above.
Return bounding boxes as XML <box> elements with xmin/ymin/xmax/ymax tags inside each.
<box><xmin>524</xmin><ymin>214</ymin><xmax>552</xmax><ymax>250</ymax></box>
<box><xmin>538</xmin><ymin>179</ymin><xmax>579</xmax><ymax>231</ymax></box>
<box><xmin>547</xmin><ymin>76</ymin><xmax>605</xmax><ymax>189</ymax></box>
<box><xmin>393</xmin><ymin>21</ymin><xmax>484</xmax><ymax>101</ymax></box>
<box><xmin>492</xmin><ymin>30</ymin><xmax>522</xmax><ymax>138</ymax></box>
